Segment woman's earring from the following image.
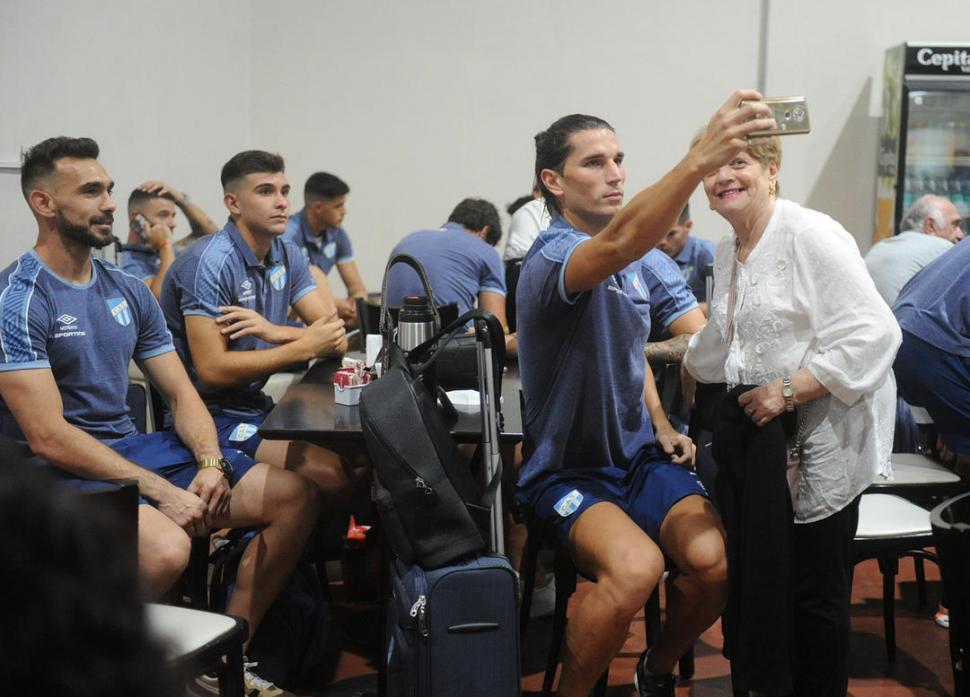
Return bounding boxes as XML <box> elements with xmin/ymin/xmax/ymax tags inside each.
<box><xmin>769</xmin><ymin>181</ymin><xmax>777</xmax><ymax>198</ymax></box>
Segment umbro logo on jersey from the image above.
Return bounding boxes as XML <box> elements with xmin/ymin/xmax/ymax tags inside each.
<box><xmin>241</xmin><ymin>280</ymin><xmax>253</xmax><ymax>291</ymax></box>
<box><xmin>54</xmin><ymin>312</ymin><xmax>85</xmax><ymax>338</ymax></box>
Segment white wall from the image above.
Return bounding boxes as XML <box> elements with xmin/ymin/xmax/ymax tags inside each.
<box><xmin>3</xmin><ymin>1</ymin><xmax>970</xmax><ymax>284</ymax></box>
<box><xmin>0</xmin><ymin>1</ymin><xmax>251</xmax><ymax>263</ymax></box>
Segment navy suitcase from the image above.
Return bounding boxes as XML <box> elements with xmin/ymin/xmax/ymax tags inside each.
<box><xmin>386</xmin><ymin>554</ymin><xmax>520</xmax><ymax>697</ymax></box>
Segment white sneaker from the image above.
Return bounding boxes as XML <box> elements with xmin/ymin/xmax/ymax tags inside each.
<box><xmin>936</xmin><ymin>607</ymin><xmax>950</xmax><ymax>629</ymax></box>
<box><xmin>529</xmin><ymin>576</ymin><xmax>557</xmax><ymax>619</ymax></box>
<box><xmin>188</xmin><ymin>660</ymin><xmax>293</xmax><ymax>697</ymax></box>
<box><xmin>243</xmin><ymin>659</ymin><xmax>292</xmax><ymax>697</ymax></box>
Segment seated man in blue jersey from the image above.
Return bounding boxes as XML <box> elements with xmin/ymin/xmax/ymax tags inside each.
<box><xmin>516</xmin><ymin>93</ymin><xmax>775</xmax><ymax>697</ymax></box>
<box><xmin>0</xmin><ymin>137</ymin><xmax>317</xmax><ymax>694</ymax></box>
<box><xmin>160</xmin><ymin>150</ymin><xmax>353</xmax><ymax>505</ymax></box>
<box><xmin>383</xmin><ymin>197</ymin><xmax>516</xmax><ymax>351</ymax></box>
<box><xmin>283</xmin><ymin>172</ymin><xmax>368</xmax><ymax>323</ymax></box>
<box><xmin>893</xmin><ymin>239</ymin><xmax>970</xmax><ymax>474</ymax></box>
<box><xmin>655</xmin><ymin>203</ymin><xmax>716</xmax><ymax>314</ymax></box>
<box><xmin>119</xmin><ymin>180</ymin><xmax>219</xmax><ymax>300</ymax></box>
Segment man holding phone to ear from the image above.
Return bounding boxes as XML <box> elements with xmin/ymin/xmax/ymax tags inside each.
<box><xmin>121</xmin><ymin>181</ymin><xmax>218</xmax><ymax>299</ymax></box>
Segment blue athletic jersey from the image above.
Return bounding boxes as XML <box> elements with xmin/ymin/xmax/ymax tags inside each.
<box><xmin>893</xmin><ymin>239</ymin><xmax>970</xmax><ymax>359</ymax></box>
<box><xmin>0</xmin><ymin>251</ymin><xmax>174</xmax><ymax>441</ymax></box>
<box><xmin>159</xmin><ymin>220</ymin><xmax>316</xmax><ymax>416</ymax></box>
<box><xmin>639</xmin><ymin>249</ymin><xmax>698</xmax><ymax>342</ymax></box>
<box><xmin>119</xmin><ymin>243</ymin><xmax>160</xmax><ymax>281</ymax></box>
<box><xmin>516</xmin><ymin>216</ymin><xmax>656</xmax><ymax>487</ymax></box>
<box><xmin>283</xmin><ymin>209</ymin><xmax>354</xmax><ymax>275</ymax></box>
<box><xmin>383</xmin><ymin>222</ymin><xmax>506</xmax><ymax>316</ymax></box>
<box><xmin>672</xmin><ymin>235</ymin><xmax>715</xmax><ymax>302</ymax></box>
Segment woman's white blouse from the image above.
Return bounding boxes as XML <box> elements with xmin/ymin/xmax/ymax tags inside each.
<box><xmin>684</xmin><ymin>199</ymin><xmax>902</xmax><ymax>523</ymax></box>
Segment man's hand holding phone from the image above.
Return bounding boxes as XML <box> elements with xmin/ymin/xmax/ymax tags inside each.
<box><xmin>131</xmin><ymin>212</ymin><xmax>173</xmax><ymax>252</ymax></box>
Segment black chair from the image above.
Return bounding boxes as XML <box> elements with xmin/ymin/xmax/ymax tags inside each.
<box><xmin>931</xmin><ymin>491</ymin><xmax>970</xmax><ymax>697</ymax></box>
<box><xmin>852</xmin><ymin>493</ymin><xmax>938</xmax><ymax>662</ymax></box>
<box><xmin>504</xmin><ymin>257</ymin><xmax>524</xmax><ymax>335</ymax></box>
<box><xmin>356</xmin><ymin>297</ymin><xmax>460</xmax><ymax>336</ymax></box>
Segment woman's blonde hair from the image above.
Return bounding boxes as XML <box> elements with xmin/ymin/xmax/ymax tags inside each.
<box><xmin>690</xmin><ymin>127</ymin><xmax>782</xmax><ymax>193</ymax></box>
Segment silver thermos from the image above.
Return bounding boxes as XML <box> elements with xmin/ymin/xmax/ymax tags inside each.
<box><xmin>396</xmin><ymin>295</ymin><xmax>436</xmax><ymax>351</ymax></box>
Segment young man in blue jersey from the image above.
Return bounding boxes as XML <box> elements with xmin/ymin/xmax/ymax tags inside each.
<box><xmin>383</xmin><ymin>197</ymin><xmax>518</xmax><ymax>352</ymax></box>
<box><xmin>0</xmin><ymin>136</ymin><xmax>317</xmax><ymax>696</ymax></box>
<box><xmin>119</xmin><ymin>180</ymin><xmax>219</xmax><ymax>300</ymax></box>
<box><xmin>160</xmin><ymin>151</ymin><xmax>353</xmax><ymax>505</ymax></box>
<box><xmin>515</xmin><ymin>92</ymin><xmax>774</xmax><ymax>697</ymax></box>
<box><xmin>283</xmin><ymin>172</ymin><xmax>368</xmax><ymax>323</ymax></box>
<box><xmin>655</xmin><ymin>203</ymin><xmax>716</xmax><ymax>313</ymax></box>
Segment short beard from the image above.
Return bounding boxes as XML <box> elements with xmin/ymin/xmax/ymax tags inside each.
<box><xmin>56</xmin><ymin>210</ymin><xmax>115</xmax><ymax>250</ymax></box>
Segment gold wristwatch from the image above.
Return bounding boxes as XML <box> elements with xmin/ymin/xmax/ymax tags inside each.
<box><xmin>782</xmin><ymin>377</ymin><xmax>795</xmax><ymax>412</ymax></box>
<box><xmin>199</xmin><ymin>456</ymin><xmax>234</xmax><ymax>481</ymax></box>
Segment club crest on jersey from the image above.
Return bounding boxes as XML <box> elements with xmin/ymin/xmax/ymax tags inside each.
<box><xmin>269</xmin><ymin>265</ymin><xmax>287</xmax><ymax>291</ymax></box>
<box><xmin>628</xmin><ymin>271</ymin><xmax>648</xmax><ymax>300</ymax></box>
<box><xmin>106</xmin><ymin>298</ymin><xmax>132</xmax><ymax>327</ymax></box>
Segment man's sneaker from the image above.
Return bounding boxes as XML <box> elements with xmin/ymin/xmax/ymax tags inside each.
<box><xmin>936</xmin><ymin>607</ymin><xmax>950</xmax><ymax>629</ymax></box>
<box><xmin>188</xmin><ymin>673</ymin><xmax>219</xmax><ymax>696</ymax></box>
<box><xmin>529</xmin><ymin>576</ymin><xmax>557</xmax><ymax>619</ymax></box>
<box><xmin>243</xmin><ymin>659</ymin><xmax>293</xmax><ymax>697</ymax></box>
<box><xmin>634</xmin><ymin>650</ymin><xmax>676</xmax><ymax>697</ymax></box>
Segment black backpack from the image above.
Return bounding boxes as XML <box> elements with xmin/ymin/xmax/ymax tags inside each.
<box><xmin>360</xmin><ymin>255</ymin><xmax>505</xmax><ymax>569</ymax></box>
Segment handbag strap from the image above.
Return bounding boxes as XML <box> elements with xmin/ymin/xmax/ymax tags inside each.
<box><xmin>379</xmin><ymin>253</ymin><xmax>441</xmax><ymax>342</ymax></box>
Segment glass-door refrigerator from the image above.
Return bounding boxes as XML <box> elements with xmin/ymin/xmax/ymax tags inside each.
<box><xmin>875</xmin><ymin>42</ymin><xmax>970</xmax><ymax>242</ymax></box>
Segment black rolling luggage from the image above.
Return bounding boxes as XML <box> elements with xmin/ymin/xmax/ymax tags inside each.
<box><xmin>385</xmin><ymin>555</ymin><xmax>520</xmax><ymax>697</ymax></box>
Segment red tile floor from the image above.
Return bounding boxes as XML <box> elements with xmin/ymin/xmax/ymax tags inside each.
<box><xmin>318</xmin><ymin>554</ymin><xmax>954</xmax><ymax>697</ymax></box>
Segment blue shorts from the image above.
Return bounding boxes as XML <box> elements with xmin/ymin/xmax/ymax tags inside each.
<box><xmin>517</xmin><ymin>455</ymin><xmax>708</xmax><ymax>556</ymax></box>
<box><xmin>895</xmin><ymin>330</ymin><xmax>970</xmax><ymax>454</ymax></box>
<box><xmin>212</xmin><ymin>412</ymin><xmax>268</xmax><ymax>459</ymax></box>
<box><xmin>40</xmin><ymin>431</ymin><xmax>256</xmax><ymax>505</ymax></box>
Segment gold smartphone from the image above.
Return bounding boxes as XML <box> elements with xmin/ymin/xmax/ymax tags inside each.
<box><xmin>741</xmin><ymin>96</ymin><xmax>811</xmax><ymax>136</ymax></box>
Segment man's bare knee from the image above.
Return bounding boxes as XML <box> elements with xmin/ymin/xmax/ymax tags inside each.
<box><xmin>598</xmin><ymin>546</ymin><xmax>664</xmax><ymax>616</ymax></box>
<box><xmin>138</xmin><ymin>509</ymin><xmax>191</xmax><ymax>596</ymax></box>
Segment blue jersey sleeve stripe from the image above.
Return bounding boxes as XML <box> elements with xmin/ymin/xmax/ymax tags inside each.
<box><xmin>0</xmin><ymin>359</ymin><xmax>50</xmax><ymax>372</ymax></box>
<box><xmin>192</xmin><ymin>236</ymin><xmax>234</xmax><ymax>314</ymax></box>
<box><xmin>660</xmin><ymin>302</ymin><xmax>699</xmax><ymax>331</ymax></box>
<box><xmin>554</xmin><ymin>237</ymin><xmax>589</xmax><ymax>306</ymax></box>
<box><xmin>134</xmin><ymin>344</ymin><xmax>176</xmax><ymax>361</ymax></box>
<box><xmin>0</xmin><ymin>255</ymin><xmax>43</xmax><ymax>364</ymax></box>
<box><xmin>291</xmin><ymin>285</ymin><xmax>316</xmax><ymax>305</ymax></box>
<box><xmin>480</xmin><ymin>285</ymin><xmax>507</xmax><ymax>297</ymax></box>
<box><xmin>336</xmin><ymin>255</ymin><xmax>354</xmax><ymax>264</ymax></box>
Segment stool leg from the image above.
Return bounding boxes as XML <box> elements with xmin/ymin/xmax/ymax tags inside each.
<box><xmin>520</xmin><ymin>531</ymin><xmax>540</xmax><ymax>634</ymax></box>
<box><xmin>678</xmin><ymin>645</ymin><xmax>695</xmax><ymax>680</ymax></box>
<box><xmin>592</xmin><ymin>670</ymin><xmax>609</xmax><ymax>697</ymax></box>
<box><xmin>914</xmin><ymin>556</ymin><xmax>927</xmax><ymax>608</ymax></box>
<box><xmin>222</xmin><ymin>643</ymin><xmax>244</xmax><ymax>697</ymax></box>
<box><xmin>543</xmin><ymin>585</ymin><xmax>571</xmax><ymax>695</ymax></box>
<box><xmin>878</xmin><ymin>556</ymin><xmax>900</xmax><ymax>662</ymax></box>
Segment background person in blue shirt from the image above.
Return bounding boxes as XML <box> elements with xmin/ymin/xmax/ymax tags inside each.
<box><xmin>0</xmin><ymin>138</ymin><xmax>318</xmax><ymax>683</ymax></box>
<box><xmin>283</xmin><ymin>172</ymin><xmax>368</xmax><ymax>324</ymax></box>
<box><xmin>160</xmin><ymin>150</ymin><xmax>353</xmax><ymax>509</ymax></box>
<box><xmin>516</xmin><ymin>93</ymin><xmax>774</xmax><ymax>697</ymax></box>
<box><xmin>655</xmin><ymin>203</ymin><xmax>716</xmax><ymax>313</ymax></box>
<box><xmin>893</xmin><ymin>239</ymin><xmax>970</xmax><ymax>474</ymax></box>
<box><xmin>383</xmin><ymin>198</ymin><xmax>516</xmax><ymax>351</ymax></box>
<box><xmin>119</xmin><ymin>180</ymin><xmax>219</xmax><ymax>300</ymax></box>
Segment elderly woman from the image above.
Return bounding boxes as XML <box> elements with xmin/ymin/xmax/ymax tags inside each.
<box><xmin>683</xmin><ymin>135</ymin><xmax>900</xmax><ymax>697</ymax></box>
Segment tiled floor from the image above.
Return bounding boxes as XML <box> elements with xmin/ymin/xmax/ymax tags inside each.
<box><xmin>320</xmin><ymin>554</ymin><xmax>954</xmax><ymax>696</ymax></box>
